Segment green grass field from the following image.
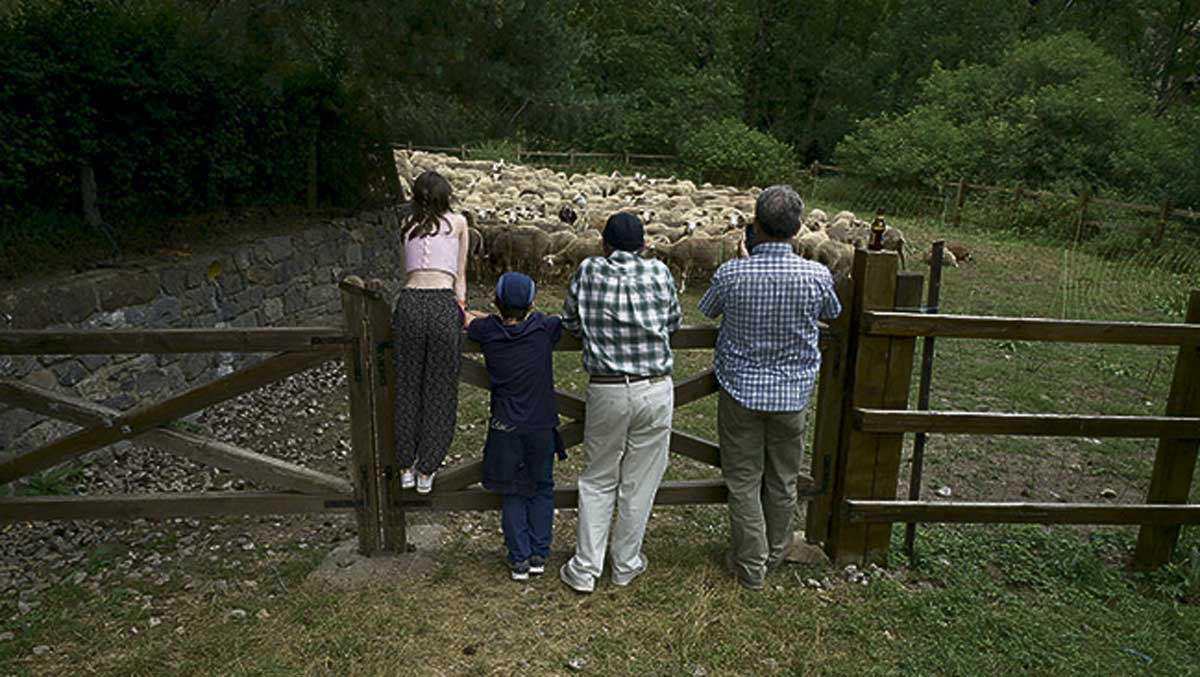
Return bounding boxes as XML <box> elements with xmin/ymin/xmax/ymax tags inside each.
<box><xmin>3</xmin><ymin>207</ymin><xmax>1200</xmax><ymax>676</ymax></box>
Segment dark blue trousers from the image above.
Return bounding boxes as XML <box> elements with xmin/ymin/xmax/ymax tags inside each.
<box><xmin>501</xmin><ymin>453</ymin><xmax>555</xmax><ymax>565</ymax></box>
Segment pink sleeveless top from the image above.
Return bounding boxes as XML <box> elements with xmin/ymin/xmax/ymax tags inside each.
<box><xmin>403</xmin><ymin>215</ymin><xmax>460</xmax><ymax>276</ymax></box>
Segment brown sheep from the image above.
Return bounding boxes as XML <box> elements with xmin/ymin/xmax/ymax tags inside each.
<box><xmin>488</xmin><ymin>225</ymin><xmax>553</xmax><ymax>276</ymax></box>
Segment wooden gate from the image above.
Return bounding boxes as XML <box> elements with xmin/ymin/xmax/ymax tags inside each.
<box><xmin>337</xmin><ymin>276</ymin><xmax>845</xmax><ymax>553</ymax></box>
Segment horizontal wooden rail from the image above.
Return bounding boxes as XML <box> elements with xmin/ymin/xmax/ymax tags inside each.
<box><xmin>0</xmin><ymin>328</ymin><xmax>349</xmax><ymax>355</ymax></box>
<box><xmin>0</xmin><ymin>349</ymin><xmax>338</xmax><ymax>485</ymax></box>
<box><xmin>845</xmin><ymin>500</ymin><xmax>1200</xmax><ymax>526</ymax></box>
<box><xmin>0</xmin><ymin>380</ymin><xmax>353</xmax><ymax>494</ymax></box>
<box><xmin>856</xmin><ymin>409</ymin><xmax>1200</xmax><ymax>438</ymax></box>
<box><xmin>864</xmin><ymin>312</ymin><xmax>1200</xmax><ymax>346</ymax></box>
<box><xmin>0</xmin><ymin>492</ymin><xmax>356</xmax><ymax>522</ymax></box>
<box><xmin>398</xmin><ymin>479</ymin><xmax>728</xmax><ymax>511</ymax></box>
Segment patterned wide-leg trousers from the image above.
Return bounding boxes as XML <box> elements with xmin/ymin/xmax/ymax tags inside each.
<box><xmin>392</xmin><ymin>288</ymin><xmax>463</xmax><ymax>475</ymax></box>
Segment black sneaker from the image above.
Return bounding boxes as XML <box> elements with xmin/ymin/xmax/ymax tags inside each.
<box><xmin>529</xmin><ymin>556</ymin><xmax>547</xmax><ymax>576</ymax></box>
<box><xmin>511</xmin><ymin>560</ymin><xmax>531</xmax><ymax>582</ymax></box>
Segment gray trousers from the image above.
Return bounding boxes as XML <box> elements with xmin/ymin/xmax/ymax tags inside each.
<box><xmin>717</xmin><ymin>389</ymin><xmax>807</xmax><ymax>588</ymax></box>
<box><xmin>564</xmin><ymin>377</ymin><xmax>673</xmax><ymax>587</ymax></box>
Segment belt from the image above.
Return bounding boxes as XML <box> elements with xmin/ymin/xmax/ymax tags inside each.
<box><xmin>589</xmin><ymin>374</ymin><xmax>667</xmax><ymax>384</ymax></box>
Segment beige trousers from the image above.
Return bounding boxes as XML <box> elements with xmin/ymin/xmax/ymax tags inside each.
<box><xmin>563</xmin><ymin>377</ymin><xmax>673</xmax><ymax>586</ymax></box>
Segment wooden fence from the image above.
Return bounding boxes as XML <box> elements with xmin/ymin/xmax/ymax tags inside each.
<box><xmin>1</xmin><ymin>259</ymin><xmax>1197</xmax><ymax>571</ymax></box>
<box><xmin>393</xmin><ymin>142</ymin><xmax>676</xmax><ymax>167</ymax></box>
<box><xmin>823</xmin><ymin>250</ymin><xmax>1200</xmax><ymax>570</ymax></box>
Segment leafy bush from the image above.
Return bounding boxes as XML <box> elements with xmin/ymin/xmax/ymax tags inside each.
<box><xmin>836</xmin><ymin>33</ymin><xmax>1200</xmax><ymax>204</ymax></box>
<box><xmin>679</xmin><ymin>118</ymin><xmax>796</xmax><ymax>187</ymax></box>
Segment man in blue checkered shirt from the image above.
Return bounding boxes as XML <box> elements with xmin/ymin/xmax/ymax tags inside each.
<box><xmin>559</xmin><ymin>212</ymin><xmax>681</xmax><ymax>594</ymax></box>
<box><xmin>699</xmin><ymin>185</ymin><xmax>841</xmax><ymax>590</ymax></box>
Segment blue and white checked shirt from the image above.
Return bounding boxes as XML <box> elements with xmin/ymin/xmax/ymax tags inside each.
<box><xmin>699</xmin><ymin>242</ymin><xmax>841</xmax><ymax>412</ymax></box>
<box><xmin>562</xmin><ymin>250</ymin><xmax>682</xmax><ymax>376</ymax></box>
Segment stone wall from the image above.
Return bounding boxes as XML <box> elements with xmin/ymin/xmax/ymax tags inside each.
<box><xmin>0</xmin><ymin>209</ymin><xmax>405</xmax><ymax>463</ymax></box>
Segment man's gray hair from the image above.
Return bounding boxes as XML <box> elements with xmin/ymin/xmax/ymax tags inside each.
<box><xmin>755</xmin><ymin>185</ymin><xmax>804</xmax><ymax>239</ymax></box>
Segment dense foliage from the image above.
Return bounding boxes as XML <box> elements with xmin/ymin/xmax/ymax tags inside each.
<box><xmin>2</xmin><ymin>0</ymin><xmax>1200</xmax><ymax>257</ymax></box>
<box><xmin>678</xmin><ymin>118</ymin><xmax>794</xmax><ymax>187</ymax></box>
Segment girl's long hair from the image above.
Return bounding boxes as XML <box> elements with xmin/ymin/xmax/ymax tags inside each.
<box><xmin>402</xmin><ymin>171</ymin><xmax>453</xmax><ymax>240</ymax></box>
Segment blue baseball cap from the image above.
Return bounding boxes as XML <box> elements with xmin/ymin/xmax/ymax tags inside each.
<box><xmin>495</xmin><ymin>272</ymin><xmax>536</xmax><ymax>310</ymax></box>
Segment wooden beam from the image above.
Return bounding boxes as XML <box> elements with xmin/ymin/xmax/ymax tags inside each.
<box><xmin>431</xmin><ymin>458</ymin><xmax>483</xmax><ymax>493</ymax></box>
<box><xmin>0</xmin><ymin>328</ymin><xmax>348</xmax><ymax>355</ymax></box>
<box><xmin>559</xmin><ymin>420</ymin><xmax>585</xmax><ymax>448</ymax></box>
<box><xmin>806</xmin><ymin>277</ymin><xmax>853</xmax><ymax>544</ymax></box>
<box><xmin>0</xmin><ymin>492</ymin><xmax>355</xmax><ymax>522</ymax></box>
<box><xmin>1136</xmin><ymin>290</ymin><xmax>1200</xmax><ymax>569</ymax></box>
<box><xmin>398</xmin><ymin>479</ymin><xmax>730</xmax><ymax>511</ymax></box>
<box><xmin>364</xmin><ymin>279</ymin><xmax>406</xmax><ymax>552</ymax></box>
<box><xmin>339</xmin><ymin>277</ymin><xmax>383</xmax><ymax>554</ymax></box>
<box><xmin>846</xmin><ymin>500</ymin><xmax>1200</xmax><ymax>526</ymax></box>
<box><xmin>465</xmin><ymin>325</ymin><xmax>722</xmax><ymax>354</ymax></box>
<box><xmin>674</xmin><ymin>369</ymin><xmax>718</xmax><ymax>408</ymax></box>
<box><xmin>864</xmin><ymin>312</ymin><xmax>1200</xmax><ymax>346</ymax></box>
<box><xmin>863</xmin><ymin>271</ymin><xmax>922</xmax><ymax>561</ymax></box>
<box><xmin>826</xmin><ymin>250</ymin><xmax>899</xmax><ymax>567</ymax></box>
<box><xmin>670</xmin><ymin>430</ymin><xmax>721</xmax><ymax>467</ymax></box>
<box><xmin>856</xmin><ymin>409</ymin><xmax>1200</xmax><ymax>439</ymax></box>
<box><xmin>0</xmin><ymin>349</ymin><xmax>338</xmax><ymax>485</ymax></box>
<box><xmin>0</xmin><ymin>380</ymin><xmax>352</xmax><ymax>495</ymax></box>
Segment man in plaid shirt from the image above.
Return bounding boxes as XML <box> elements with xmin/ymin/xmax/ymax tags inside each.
<box><xmin>559</xmin><ymin>212</ymin><xmax>681</xmax><ymax>593</ymax></box>
<box><xmin>699</xmin><ymin>185</ymin><xmax>841</xmax><ymax>590</ymax></box>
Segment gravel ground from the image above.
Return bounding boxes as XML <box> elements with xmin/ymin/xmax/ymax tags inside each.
<box><xmin>0</xmin><ymin>360</ymin><xmax>363</xmax><ymax>617</ymax></box>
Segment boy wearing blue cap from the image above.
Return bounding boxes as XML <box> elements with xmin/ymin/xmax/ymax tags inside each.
<box><xmin>466</xmin><ymin>272</ymin><xmax>565</xmax><ymax>581</ymax></box>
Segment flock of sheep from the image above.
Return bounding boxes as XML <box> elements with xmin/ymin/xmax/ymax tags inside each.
<box><xmin>394</xmin><ymin>151</ymin><xmax>958</xmax><ymax>289</ymax></box>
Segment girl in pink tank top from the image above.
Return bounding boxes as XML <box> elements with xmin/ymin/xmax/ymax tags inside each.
<box><xmin>393</xmin><ymin>171</ymin><xmax>470</xmax><ymax>494</ymax></box>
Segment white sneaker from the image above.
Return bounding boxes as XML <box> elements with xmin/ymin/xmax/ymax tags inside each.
<box><xmin>400</xmin><ymin>469</ymin><xmax>415</xmax><ymax>490</ymax></box>
<box><xmin>416</xmin><ymin>472</ymin><xmax>435</xmax><ymax>494</ymax></box>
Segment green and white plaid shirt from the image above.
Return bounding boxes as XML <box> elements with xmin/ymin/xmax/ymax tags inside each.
<box><xmin>562</xmin><ymin>250</ymin><xmax>682</xmax><ymax>376</ymax></box>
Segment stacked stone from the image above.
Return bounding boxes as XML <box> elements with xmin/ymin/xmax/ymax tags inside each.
<box><xmin>0</xmin><ymin>210</ymin><xmax>404</xmax><ymax>464</ymax></box>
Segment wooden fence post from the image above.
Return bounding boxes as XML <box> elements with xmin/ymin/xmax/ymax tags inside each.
<box><xmin>1075</xmin><ymin>188</ymin><xmax>1092</xmax><ymax>241</ymax></box>
<box><xmin>1153</xmin><ymin>199</ymin><xmax>1171</xmax><ymax>246</ymax></box>
<box><xmin>953</xmin><ymin>179</ymin><xmax>966</xmax><ymax>225</ymax></box>
<box><xmin>363</xmin><ymin>280</ymin><xmax>406</xmax><ymax>551</ymax></box>
<box><xmin>1134</xmin><ymin>289</ymin><xmax>1200</xmax><ymax>569</ymax></box>
<box><xmin>339</xmin><ymin>277</ymin><xmax>383</xmax><ymax>554</ymax></box>
<box><xmin>806</xmin><ymin>277</ymin><xmax>855</xmax><ymax>544</ymax></box>
<box><xmin>825</xmin><ymin>250</ymin><xmax>911</xmax><ymax>566</ymax></box>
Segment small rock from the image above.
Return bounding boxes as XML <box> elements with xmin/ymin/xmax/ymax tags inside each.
<box><xmin>17</xmin><ymin>600</ymin><xmax>32</xmax><ymax>615</ymax></box>
<box><xmin>0</xmin><ymin>631</ymin><xmax>14</xmax><ymax>641</ymax></box>
<box><xmin>567</xmin><ymin>656</ymin><xmax>587</xmax><ymax>672</ymax></box>
<box><xmin>227</xmin><ymin>609</ymin><xmax>248</xmax><ymax>620</ymax></box>
<box><xmin>33</xmin><ymin>645</ymin><xmax>51</xmax><ymax>656</ymax></box>
<box><xmin>256</xmin><ymin>609</ymin><xmax>271</xmax><ymax>620</ymax></box>
<box><xmin>804</xmin><ymin>578</ymin><xmax>822</xmax><ymax>589</ymax></box>
<box><xmin>71</xmin><ymin>572</ymin><xmax>87</xmax><ymax>585</ymax></box>
<box><xmin>174</xmin><ymin>626</ymin><xmax>186</xmax><ymax>636</ymax></box>
<box><xmin>149</xmin><ymin>617</ymin><xmax>162</xmax><ymax>628</ymax></box>
<box><xmin>934</xmin><ymin>486</ymin><xmax>952</xmax><ymax>498</ymax></box>
<box><xmin>692</xmin><ymin>668</ymin><xmax>708</xmax><ymax>677</ymax></box>
<box><xmin>1100</xmin><ymin>488</ymin><xmax>1117</xmax><ymax>499</ymax></box>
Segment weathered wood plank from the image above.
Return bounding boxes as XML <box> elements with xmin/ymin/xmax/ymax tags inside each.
<box><xmin>0</xmin><ymin>380</ymin><xmax>352</xmax><ymax>495</ymax></box>
<box><xmin>846</xmin><ymin>500</ymin><xmax>1200</xmax><ymax>526</ymax></box>
<box><xmin>864</xmin><ymin>272</ymin><xmax>922</xmax><ymax>560</ymax></box>
<box><xmin>806</xmin><ymin>277</ymin><xmax>853</xmax><ymax>544</ymax></box>
<box><xmin>674</xmin><ymin>369</ymin><xmax>718</xmax><ymax>408</ymax></box>
<box><xmin>0</xmin><ymin>328</ymin><xmax>348</xmax><ymax>355</ymax></box>
<box><xmin>364</xmin><ymin>280</ymin><xmax>405</xmax><ymax>551</ymax></box>
<box><xmin>0</xmin><ymin>492</ymin><xmax>355</xmax><ymax>522</ymax></box>
<box><xmin>1135</xmin><ymin>290</ymin><xmax>1200</xmax><ymax>569</ymax></box>
<box><xmin>339</xmin><ymin>278</ymin><xmax>382</xmax><ymax>554</ymax></box>
<box><xmin>399</xmin><ymin>479</ymin><xmax>730</xmax><ymax>511</ymax></box>
<box><xmin>857</xmin><ymin>409</ymin><xmax>1200</xmax><ymax>438</ymax></box>
<box><xmin>826</xmin><ymin>250</ymin><xmax>898</xmax><ymax>567</ymax></box>
<box><xmin>864</xmin><ymin>312</ymin><xmax>1200</xmax><ymax>346</ymax></box>
<box><xmin>670</xmin><ymin>430</ymin><xmax>721</xmax><ymax>467</ymax></box>
<box><xmin>0</xmin><ymin>349</ymin><xmax>338</xmax><ymax>485</ymax></box>
<box><xmin>431</xmin><ymin>458</ymin><xmax>484</xmax><ymax>493</ymax></box>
